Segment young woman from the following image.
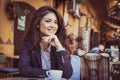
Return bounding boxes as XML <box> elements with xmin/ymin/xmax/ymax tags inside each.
<box><xmin>19</xmin><ymin>6</ymin><xmax>73</xmax><ymax>78</ymax></box>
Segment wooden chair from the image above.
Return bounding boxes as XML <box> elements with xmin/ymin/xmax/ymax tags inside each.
<box><xmin>79</xmin><ymin>53</ymin><xmax>109</xmax><ymax>80</ymax></box>
<box><xmin>0</xmin><ymin>53</ymin><xmax>19</xmax><ymax>78</ymax></box>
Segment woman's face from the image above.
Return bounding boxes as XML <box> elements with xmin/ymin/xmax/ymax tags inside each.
<box><xmin>39</xmin><ymin>13</ymin><xmax>58</xmax><ymax>36</ymax></box>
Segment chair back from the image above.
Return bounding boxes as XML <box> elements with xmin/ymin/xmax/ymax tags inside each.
<box><xmin>0</xmin><ymin>54</ymin><xmax>7</xmax><ymax>67</ymax></box>
<box><xmin>0</xmin><ymin>53</ymin><xmax>19</xmax><ymax>77</ymax></box>
<box><xmin>80</xmin><ymin>53</ymin><xmax>109</xmax><ymax>80</ymax></box>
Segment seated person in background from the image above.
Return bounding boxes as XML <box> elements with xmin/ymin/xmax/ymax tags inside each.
<box><xmin>89</xmin><ymin>44</ymin><xmax>105</xmax><ymax>53</ymax></box>
<box><xmin>76</xmin><ymin>36</ymin><xmax>86</xmax><ymax>56</ymax></box>
<box><xmin>65</xmin><ymin>34</ymin><xmax>80</xmax><ymax>80</ymax></box>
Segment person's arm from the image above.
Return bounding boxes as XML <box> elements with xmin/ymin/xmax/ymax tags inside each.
<box><xmin>42</xmin><ymin>35</ymin><xmax>73</xmax><ymax>78</ymax></box>
<box><xmin>55</xmin><ymin>50</ymin><xmax>73</xmax><ymax>79</ymax></box>
<box><xmin>89</xmin><ymin>47</ymin><xmax>99</xmax><ymax>53</ymax></box>
<box><xmin>19</xmin><ymin>41</ymin><xmax>47</xmax><ymax>78</ymax></box>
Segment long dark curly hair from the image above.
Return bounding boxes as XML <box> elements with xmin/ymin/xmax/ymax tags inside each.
<box><xmin>24</xmin><ymin>6</ymin><xmax>67</xmax><ymax>52</ymax></box>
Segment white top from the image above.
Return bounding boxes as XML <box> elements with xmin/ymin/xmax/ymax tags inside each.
<box><xmin>40</xmin><ymin>44</ymin><xmax>51</xmax><ymax>70</ymax></box>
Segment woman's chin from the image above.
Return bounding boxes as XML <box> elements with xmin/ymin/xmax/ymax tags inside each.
<box><xmin>47</xmin><ymin>34</ymin><xmax>54</xmax><ymax>36</ymax></box>
<box><xmin>41</xmin><ymin>33</ymin><xmax>55</xmax><ymax>36</ymax></box>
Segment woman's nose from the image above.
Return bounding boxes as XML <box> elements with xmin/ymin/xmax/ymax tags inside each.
<box><xmin>50</xmin><ymin>22</ymin><xmax>55</xmax><ymax>27</ymax></box>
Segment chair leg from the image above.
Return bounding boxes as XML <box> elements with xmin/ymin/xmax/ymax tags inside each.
<box><xmin>0</xmin><ymin>73</ymin><xmax>8</xmax><ymax>78</ymax></box>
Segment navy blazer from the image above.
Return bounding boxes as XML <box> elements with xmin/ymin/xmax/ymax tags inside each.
<box><xmin>19</xmin><ymin>39</ymin><xmax>73</xmax><ymax>78</ymax></box>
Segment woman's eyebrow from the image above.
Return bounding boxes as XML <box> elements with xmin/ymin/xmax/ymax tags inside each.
<box><xmin>43</xmin><ymin>17</ymin><xmax>57</xmax><ymax>21</ymax></box>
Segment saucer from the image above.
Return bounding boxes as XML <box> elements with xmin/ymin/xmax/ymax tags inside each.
<box><xmin>44</xmin><ymin>77</ymin><xmax>67</xmax><ymax>80</ymax></box>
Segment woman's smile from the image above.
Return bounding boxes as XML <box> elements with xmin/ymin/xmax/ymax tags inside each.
<box><xmin>48</xmin><ymin>29</ymin><xmax>55</xmax><ymax>33</ymax></box>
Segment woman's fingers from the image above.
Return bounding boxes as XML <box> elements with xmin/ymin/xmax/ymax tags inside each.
<box><xmin>42</xmin><ymin>35</ymin><xmax>63</xmax><ymax>48</ymax></box>
<box><xmin>42</xmin><ymin>35</ymin><xmax>55</xmax><ymax>43</ymax></box>
<box><xmin>42</xmin><ymin>37</ymin><xmax>49</xmax><ymax>42</ymax></box>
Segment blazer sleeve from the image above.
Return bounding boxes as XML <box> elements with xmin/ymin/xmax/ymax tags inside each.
<box><xmin>19</xmin><ymin>40</ymin><xmax>47</xmax><ymax>78</ymax></box>
<box><xmin>55</xmin><ymin>50</ymin><xmax>73</xmax><ymax>79</ymax></box>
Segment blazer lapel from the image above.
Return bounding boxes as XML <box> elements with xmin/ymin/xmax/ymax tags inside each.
<box><xmin>35</xmin><ymin>45</ymin><xmax>42</xmax><ymax>68</ymax></box>
<box><xmin>50</xmin><ymin>46</ymin><xmax>56</xmax><ymax>69</ymax></box>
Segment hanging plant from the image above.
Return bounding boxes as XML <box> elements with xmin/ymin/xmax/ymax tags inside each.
<box><xmin>5</xmin><ymin>0</ymin><xmax>30</xmax><ymax>20</ymax></box>
<box><xmin>13</xmin><ymin>3</ymin><xmax>30</xmax><ymax>18</ymax></box>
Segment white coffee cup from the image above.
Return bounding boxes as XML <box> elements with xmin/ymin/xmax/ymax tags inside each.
<box><xmin>46</xmin><ymin>70</ymin><xmax>63</xmax><ymax>80</ymax></box>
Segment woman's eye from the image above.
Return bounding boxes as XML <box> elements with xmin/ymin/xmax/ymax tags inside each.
<box><xmin>55</xmin><ymin>22</ymin><xmax>58</xmax><ymax>24</ymax></box>
<box><xmin>45</xmin><ymin>20</ymin><xmax>51</xmax><ymax>22</ymax></box>
<box><xmin>54</xmin><ymin>21</ymin><xmax>58</xmax><ymax>24</ymax></box>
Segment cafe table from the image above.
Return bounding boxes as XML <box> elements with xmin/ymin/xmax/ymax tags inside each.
<box><xmin>0</xmin><ymin>77</ymin><xmax>45</xmax><ymax>80</ymax></box>
<box><xmin>0</xmin><ymin>77</ymin><xmax>67</xmax><ymax>80</ymax></box>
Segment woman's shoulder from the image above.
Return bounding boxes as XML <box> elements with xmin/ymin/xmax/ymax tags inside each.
<box><xmin>22</xmin><ymin>37</ymin><xmax>34</xmax><ymax>50</ymax></box>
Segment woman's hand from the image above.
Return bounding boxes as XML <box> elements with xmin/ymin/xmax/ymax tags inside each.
<box><xmin>42</xmin><ymin>35</ymin><xmax>63</xmax><ymax>49</ymax></box>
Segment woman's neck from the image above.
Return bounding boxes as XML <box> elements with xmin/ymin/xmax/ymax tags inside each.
<box><xmin>41</xmin><ymin>40</ymin><xmax>50</xmax><ymax>50</ymax></box>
